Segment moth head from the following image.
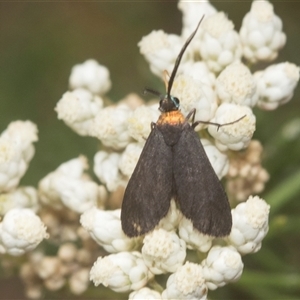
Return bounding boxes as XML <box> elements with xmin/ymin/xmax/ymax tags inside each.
<box><xmin>159</xmin><ymin>94</ymin><xmax>180</xmax><ymax>112</ymax></box>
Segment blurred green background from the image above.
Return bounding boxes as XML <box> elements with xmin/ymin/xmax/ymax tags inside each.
<box><xmin>1</xmin><ymin>1</ymin><xmax>300</xmax><ymax>299</ymax></box>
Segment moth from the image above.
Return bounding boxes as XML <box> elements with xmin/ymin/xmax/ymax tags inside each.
<box><xmin>121</xmin><ymin>17</ymin><xmax>241</xmax><ymax>238</ymax></box>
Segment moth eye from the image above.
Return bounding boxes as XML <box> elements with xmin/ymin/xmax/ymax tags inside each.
<box><xmin>171</xmin><ymin>96</ymin><xmax>180</xmax><ymax>109</ymax></box>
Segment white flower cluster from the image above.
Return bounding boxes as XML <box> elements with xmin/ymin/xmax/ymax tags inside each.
<box><xmin>0</xmin><ymin>121</ymin><xmax>48</xmax><ymax>256</ymax></box>
<box><xmin>20</xmin><ymin>240</ymin><xmax>96</xmax><ymax>298</ymax></box>
<box><xmin>74</xmin><ymin>1</ymin><xmax>296</xmax><ymax>298</ymax></box>
<box><xmin>55</xmin><ymin>88</ymin><xmax>103</xmax><ymax>136</ymax></box>
<box><xmin>3</xmin><ymin>0</ymin><xmax>297</xmax><ymax>299</ymax></box>
<box><xmin>226</xmin><ymin>140</ymin><xmax>270</xmax><ymax>201</ymax></box>
<box><xmin>38</xmin><ymin>156</ymin><xmax>106</xmax><ymax>213</ymax></box>
<box><xmin>239</xmin><ymin>0</ymin><xmax>286</xmax><ymax>63</ymax></box>
<box><xmin>227</xmin><ymin>196</ymin><xmax>270</xmax><ymax>254</ymax></box>
<box><xmin>90</xmin><ymin>251</ymin><xmax>154</xmax><ymax>293</ymax></box>
<box><xmin>0</xmin><ymin>208</ymin><xmax>48</xmax><ymax>256</ymax></box>
<box><xmin>80</xmin><ymin>207</ymin><xmax>140</xmax><ymax>253</ymax></box>
<box><xmin>162</xmin><ymin>261</ymin><xmax>207</xmax><ymax>299</ymax></box>
<box><xmin>0</xmin><ymin>121</ymin><xmax>37</xmax><ymax>192</ymax></box>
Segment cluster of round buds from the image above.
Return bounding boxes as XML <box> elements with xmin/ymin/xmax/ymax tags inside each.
<box><xmin>0</xmin><ymin>121</ymin><xmax>38</xmax><ymax>192</ymax></box>
<box><xmin>138</xmin><ymin>30</ymin><xmax>183</xmax><ymax>77</ymax></box>
<box><xmin>19</xmin><ymin>218</ymin><xmax>102</xmax><ymax>299</ymax></box>
<box><xmin>0</xmin><ymin>120</ymin><xmax>48</xmax><ymax>258</ymax></box>
<box><xmin>178</xmin><ymin>0</ymin><xmax>217</xmax><ymax>39</ymax></box>
<box><xmin>141</xmin><ymin>228</ymin><xmax>186</xmax><ymax>274</ymax></box>
<box><xmin>80</xmin><ymin>207</ymin><xmax>140</xmax><ymax>253</ymax></box>
<box><xmin>56</xmin><ymin>59</ymin><xmax>139</xmax><ymax>152</ymax></box>
<box><xmin>20</xmin><ymin>241</ymin><xmax>97</xmax><ymax>299</ymax></box>
<box><xmin>226</xmin><ymin>140</ymin><xmax>270</xmax><ymax>202</ymax></box>
<box><xmin>254</xmin><ymin>62</ymin><xmax>300</xmax><ymax>110</ymax></box>
<box><xmin>55</xmin><ymin>88</ymin><xmax>103</xmax><ymax>136</ymax></box>
<box><xmin>69</xmin><ymin>59</ymin><xmax>111</xmax><ymax>95</ymax></box>
<box><xmin>90</xmin><ymin>251</ymin><xmax>154</xmax><ymax>293</ymax></box>
<box><xmin>162</xmin><ymin>261</ymin><xmax>208</xmax><ymax>299</ymax></box>
<box><xmin>38</xmin><ymin>156</ymin><xmax>106</xmax><ymax>213</ymax></box>
<box><xmin>0</xmin><ymin>186</ymin><xmax>39</xmax><ymax>216</ymax></box>
<box><xmin>201</xmin><ymin>246</ymin><xmax>243</xmax><ymax>290</ymax></box>
<box><xmin>239</xmin><ymin>0</ymin><xmax>286</xmax><ymax>63</ymax></box>
<box><xmin>0</xmin><ymin>208</ymin><xmax>48</xmax><ymax>256</ymax></box>
<box><xmin>228</xmin><ymin>195</ymin><xmax>270</xmax><ymax>254</ymax></box>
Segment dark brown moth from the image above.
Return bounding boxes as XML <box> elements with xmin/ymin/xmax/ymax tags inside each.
<box><xmin>121</xmin><ymin>17</ymin><xmax>242</xmax><ymax>238</ymax></box>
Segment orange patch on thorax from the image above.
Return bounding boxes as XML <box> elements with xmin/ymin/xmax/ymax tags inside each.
<box><xmin>157</xmin><ymin>110</ymin><xmax>185</xmax><ymax>126</ymax></box>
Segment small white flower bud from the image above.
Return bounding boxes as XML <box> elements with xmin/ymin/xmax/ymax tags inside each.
<box><xmin>0</xmin><ymin>208</ymin><xmax>48</xmax><ymax>256</ymax></box>
<box><xmin>119</xmin><ymin>143</ymin><xmax>143</xmax><ymax>178</ymax></box>
<box><xmin>90</xmin><ymin>251</ymin><xmax>153</xmax><ymax>293</ymax></box>
<box><xmin>142</xmin><ymin>229</ymin><xmax>186</xmax><ymax>274</ymax></box>
<box><xmin>80</xmin><ymin>207</ymin><xmax>140</xmax><ymax>253</ymax></box>
<box><xmin>1</xmin><ymin>120</ymin><xmax>38</xmax><ymax>163</ymax></box>
<box><xmin>119</xmin><ymin>93</ymin><xmax>145</xmax><ymax>110</ymax></box>
<box><xmin>172</xmin><ymin>74</ymin><xmax>217</xmax><ymax>126</ymax></box>
<box><xmin>25</xmin><ymin>284</ymin><xmax>43</xmax><ymax>299</ymax></box>
<box><xmin>226</xmin><ymin>141</ymin><xmax>269</xmax><ymax>201</ymax></box>
<box><xmin>138</xmin><ymin>30</ymin><xmax>183</xmax><ymax>77</ymax></box>
<box><xmin>44</xmin><ymin>274</ymin><xmax>66</xmax><ymax>291</ymax></box>
<box><xmin>94</xmin><ymin>151</ymin><xmax>124</xmax><ymax>192</ymax></box>
<box><xmin>20</xmin><ymin>261</ymin><xmax>39</xmax><ymax>286</ymax></box>
<box><xmin>208</xmin><ymin>103</ymin><xmax>256</xmax><ymax>151</ymax></box>
<box><xmin>227</xmin><ymin>196</ymin><xmax>270</xmax><ymax>254</ymax></box>
<box><xmin>216</xmin><ymin>62</ymin><xmax>258</xmax><ymax>107</ymax></box>
<box><xmin>178</xmin><ymin>0</ymin><xmax>217</xmax><ymax>38</ymax></box>
<box><xmin>69</xmin><ymin>59</ymin><xmax>111</xmax><ymax>95</ymax></box>
<box><xmin>127</xmin><ymin>105</ymin><xmax>160</xmax><ymax>143</ymax></box>
<box><xmin>92</xmin><ymin>104</ymin><xmax>132</xmax><ymax>149</ymax></box>
<box><xmin>199</xmin><ymin>12</ymin><xmax>242</xmax><ymax>73</ymax></box>
<box><xmin>0</xmin><ymin>186</ymin><xmax>39</xmax><ymax>215</ymax></box>
<box><xmin>158</xmin><ymin>199</ymin><xmax>182</xmax><ymax>232</ymax></box>
<box><xmin>57</xmin><ymin>242</ymin><xmax>77</xmax><ymax>262</ymax></box>
<box><xmin>36</xmin><ymin>256</ymin><xmax>61</xmax><ymax>279</ymax></box>
<box><xmin>181</xmin><ymin>61</ymin><xmax>216</xmax><ymax>88</ymax></box>
<box><xmin>178</xmin><ymin>1</ymin><xmax>217</xmax><ymax>58</ymax></box>
<box><xmin>201</xmin><ymin>246</ymin><xmax>243</xmax><ymax>290</ymax></box>
<box><xmin>76</xmin><ymin>248</ymin><xmax>92</xmax><ymax>265</ymax></box>
<box><xmin>129</xmin><ymin>287</ymin><xmax>162</xmax><ymax>300</ymax></box>
<box><xmin>0</xmin><ymin>137</ymin><xmax>27</xmax><ymax>192</ymax></box>
<box><xmin>38</xmin><ymin>156</ymin><xmax>103</xmax><ymax>213</ymax></box>
<box><xmin>202</xmin><ymin>139</ymin><xmax>229</xmax><ymax>179</ymax></box>
<box><xmin>24</xmin><ymin>285</ymin><xmax>43</xmax><ymax>300</ymax></box>
<box><xmin>55</xmin><ymin>88</ymin><xmax>103</xmax><ymax>136</ymax></box>
<box><xmin>69</xmin><ymin>268</ymin><xmax>90</xmax><ymax>295</ymax></box>
<box><xmin>162</xmin><ymin>261</ymin><xmax>207</xmax><ymax>300</ymax></box>
<box><xmin>0</xmin><ymin>121</ymin><xmax>38</xmax><ymax>193</ymax></box>
<box><xmin>178</xmin><ymin>217</ymin><xmax>213</xmax><ymax>252</ymax></box>
<box><xmin>254</xmin><ymin>62</ymin><xmax>300</xmax><ymax>110</ymax></box>
<box><xmin>240</xmin><ymin>0</ymin><xmax>286</xmax><ymax>63</ymax></box>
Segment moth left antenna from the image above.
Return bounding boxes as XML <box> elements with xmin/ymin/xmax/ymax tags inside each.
<box><xmin>167</xmin><ymin>15</ymin><xmax>204</xmax><ymax>97</ymax></box>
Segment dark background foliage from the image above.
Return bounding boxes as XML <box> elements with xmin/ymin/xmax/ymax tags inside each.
<box><xmin>0</xmin><ymin>1</ymin><xmax>300</xmax><ymax>299</ymax></box>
